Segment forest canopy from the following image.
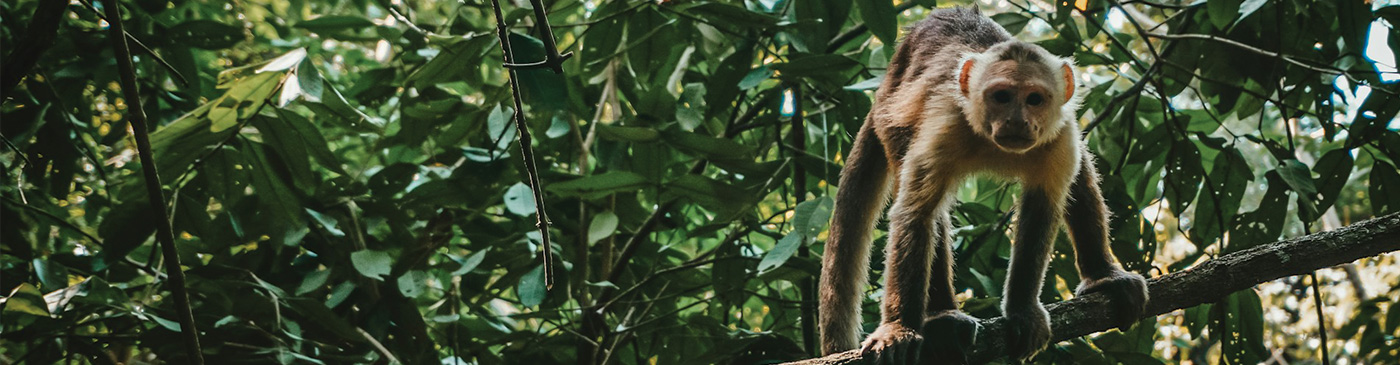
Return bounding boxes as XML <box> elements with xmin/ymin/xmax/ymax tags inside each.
<box><xmin>2</xmin><ymin>0</ymin><xmax>1399</xmax><ymax>364</ymax></box>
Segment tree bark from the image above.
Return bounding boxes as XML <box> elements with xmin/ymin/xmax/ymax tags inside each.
<box><xmin>784</xmin><ymin>213</ymin><xmax>1400</xmax><ymax>365</ymax></box>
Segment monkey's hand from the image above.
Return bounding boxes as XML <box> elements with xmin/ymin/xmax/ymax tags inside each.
<box><xmin>1076</xmin><ymin>270</ymin><xmax>1150</xmax><ymax>331</ymax></box>
<box><xmin>860</xmin><ymin>322</ymin><xmax>923</xmax><ymax>364</ymax></box>
<box><xmin>920</xmin><ymin>310</ymin><xmax>979</xmax><ymax>365</ymax></box>
<box><xmin>1003</xmin><ymin>303</ymin><xmax>1051</xmax><ymax>362</ymax></box>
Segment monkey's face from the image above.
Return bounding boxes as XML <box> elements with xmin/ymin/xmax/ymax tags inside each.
<box><xmin>973</xmin><ymin>60</ymin><xmax>1062</xmax><ymax>153</ymax></box>
<box><xmin>958</xmin><ymin>43</ymin><xmax>1079</xmax><ymax>154</ymax></box>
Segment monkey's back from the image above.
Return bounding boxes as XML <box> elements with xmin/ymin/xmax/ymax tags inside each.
<box><xmin>881</xmin><ymin>8</ymin><xmax>1012</xmax><ymax>95</ymax></box>
<box><xmin>872</xmin><ymin>8</ymin><xmax>1012</xmax><ymax>165</ymax></box>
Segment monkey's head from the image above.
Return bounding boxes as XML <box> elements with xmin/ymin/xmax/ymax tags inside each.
<box><xmin>957</xmin><ymin>41</ymin><xmax>1082</xmax><ymax>153</ymax></box>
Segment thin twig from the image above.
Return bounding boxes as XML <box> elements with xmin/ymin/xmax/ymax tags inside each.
<box><xmin>488</xmin><ymin>0</ymin><xmax>559</xmax><ymax>289</ymax></box>
<box><xmin>103</xmin><ymin>1</ymin><xmax>204</xmax><ymax>363</ymax></box>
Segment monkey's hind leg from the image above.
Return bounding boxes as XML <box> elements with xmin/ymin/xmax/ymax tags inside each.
<box><xmin>819</xmin><ymin>125</ymin><xmax>893</xmax><ymax>355</ymax></box>
<box><xmin>921</xmin><ymin>213</ymin><xmax>979</xmax><ymax>365</ymax></box>
<box><xmin>1064</xmin><ymin>153</ymin><xmax>1149</xmax><ymax>331</ymax></box>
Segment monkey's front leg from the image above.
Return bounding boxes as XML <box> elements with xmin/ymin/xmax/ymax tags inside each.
<box><xmin>862</xmin><ymin>181</ymin><xmax>948</xmax><ymax>364</ymax></box>
<box><xmin>1001</xmin><ymin>188</ymin><xmax>1061</xmax><ymax>362</ymax></box>
<box><xmin>1065</xmin><ymin>154</ymin><xmax>1149</xmax><ymax>331</ymax></box>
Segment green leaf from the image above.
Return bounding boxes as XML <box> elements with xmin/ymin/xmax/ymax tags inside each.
<box><xmin>1208</xmin><ymin>0</ymin><xmax>1244</xmax><ymax>29</ymax></box>
<box><xmin>1313</xmin><ymin>149</ymin><xmax>1354</xmax><ymax>214</ymax></box>
<box><xmin>758</xmin><ymin>232</ymin><xmax>803</xmax><ymax>274</ymax></box>
<box><xmin>772</xmin><ymin>54</ymin><xmax>861</xmax><ymax>79</ymax></box>
<box><xmin>507</xmin><ymin>32</ymin><xmax>568</xmax><ymax>111</ymax></box>
<box><xmin>452</xmin><ymin>248</ymin><xmax>491</xmax><ymax>276</ymax></box>
<box><xmin>546</xmin><ymin>115</ymin><xmax>571</xmax><ymax>139</ymax></box>
<box><xmin>738</xmin><ymin>66</ymin><xmax>772</xmax><ymax>90</ymax></box>
<box><xmin>855</xmin><ymin>0</ymin><xmax>898</xmax><ymax>50</ymax></box>
<box><xmin>588</xmin><ymin>211</ymin><xmax>619</xmax><ymax>245</ymax></box>
<box><xmin>32</xmin><ymin>258</ymin><xmax>68</xmax><ymax>290</ymax></box>
<box><xmin>661</xmin><ymin>130</ymin><xmax>754</xmax><ymax>160</ymax></box>
<box><xmin>547</xmin><ymin>171</ymin><xmax>651</xmax><ymax>199</ymax></box>
<box><xmin>504</xmin><ymin>183</ymin><xmax>538</xmax><ymax>217</ymax></box>
<box><xmin>518</xmin><ymin>265</ymin><xmax>547</xmax><ymax>307</ymax></box>
<box><xmin>1276</xmin><ymin>159</ymin><xmax>1318</xmax><ymax>195</ymax></box>
<box><xmin>991</xmin><ymin>13</ymin><xmax>1031</xmax><ymax>35</ymax></box>
<box><xmin>1215</xmin><ymin>289</ymin><xmax>1267</xmax><ymax>365</ymax></box>
<box><xmin>168</xmin><ymin>20</ymin><xmax>244</xmax><ymax>50</ymax></box>
<box><xmin>406</xmin><ymin>35</ymin><xmax>496</xmax><ymax>87</ymax></box>
<box><xmin>304</xmin><ymin>208</ymin><xmax>344</xmax><ymax>237</ymax></box>
<box><xmin>3</xmin><ymin>283</ymin><xmax>50</xmax><ymax>317</ymax></box>
<box><xmin>596</xmin><ymin>125</ymin><xmax>660</xmax><ymax>142</ymax></box>
<box><xmin>1370</xmin><ymin>161</ymin><xmax>1400</xmax><ymax>214</ymax></box>
<box><xmin>350</xmin><ymin>250</ymin><xmax>392</xmax><ymax>281</ymax></box>
<box><xmin>296</xmin><ymin>270</ymin><xmax>330</xmax><ymax>295</ymax></box>
<box><xmin>487</xmin><ymin>104</ymin><xmax>517</xmax><ymax>152</ymax></box>
<box><xmin>397</xmin><ymin>270</ymin><xmax>429</xmax><ymax>298</ymax></box>
<box><xmin>792</xmin><ymin>197</ymin><xmax>834</xmax><ymax>239</ymax></box>
<box><xmin>843</xmin><ymin>75</ymin><xmax>885</xmax><ymax>91</ymax></box>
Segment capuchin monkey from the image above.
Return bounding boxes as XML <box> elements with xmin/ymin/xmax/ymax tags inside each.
<box><xmin>818</xmin><ymin>8</ymin><xmax>1149</xmax><ymax>364</ymax></box>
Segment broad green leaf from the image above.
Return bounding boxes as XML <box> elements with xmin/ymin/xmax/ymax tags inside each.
<box><xmin>452</xmin><ymin>248</ymin><xmax>491</xmax><ymax>276</ymax></box>
<box><xmin>397</xmin><ymin>270</ymin><xmax>430</xmax><ymax>298</ymax></box>
<box><xmin>1208</xmin><ymin>0</ymin><xmax>1244</xmax><ymax>29</ymax></box>
<box><xmin>518</xmin><ymin>265</ymin><xmax>547</xmax><ymax>307</ymax></box>
<box><xmin>855</xmin><ymin>0</ymin><xmax>898</xmax><ymax>50</ymax></box>
<box><xmin>32</xmin><ymin>258</ymin><xmax>68</xmax><ymax>290</ymax></box>
<box><xmin>547</xmin><ymin>171</ymin><xmax>651</xmax><ymax>199</ymax></box>
<box><xmin>1370</xmin><ymin>161</ymin><xmax>1400</xmax><ymax>214</ymax></box>
<box><xmin>661</xmin><ymin>130</ymin><xmax>753</xmax><ymax>160</ymax></box>
<box><xmin>792</xmin><ymin>197</ymin><xmax>834</xmax><ymax>238</ymax></box>
<box><xmin>1313</xmin><ymin>149</ymin><xmax>1354</xmax><ymax>213</ymax></box>
<box><xmin>1276</xmin><ymin>159</ymin><xmax>1318</xmax><ymax>195</ymax></box>
<box><xmin>588</xmin><ymin>212</ymin><xmax>619</xmax><ymax>245</ymax></box>
<box><xmin>504</xmin><ymin>183</ymin><xmax>538</xmax><ymax>216</ymax></box>
<box><xmin>758</xmin><ymin>232</ymin><xmax>803</xmax><ymax>274</ymax></box>
<box><xmin>350</xmin><ymin>250</ymin><xmax>392</xmax><ymax>281</ymax></box>
<box><xmin>3</xmin><ymin>283</ymin><xmax>49</xmax><ymax>317</ymax></box>
<box><xmin>738</xmin><ymin>66</ymin><xmax>772</xmax><ymax>90</ymax></box>
<box><xmin>406</xmin><ymin>35</ymin><xmax>496</xmax><ymax>86</ymax></box>
<box><xmin>296</xmin><ymin>270</ymin><xmax>330</xmax><ymax>295</ymax></box>
<box><xmin>487</xmin><ymin>104</ymin><xmax>517</xmax><ymax>152</ymax></box>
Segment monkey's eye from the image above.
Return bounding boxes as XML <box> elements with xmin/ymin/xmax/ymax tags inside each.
<box><xmin>1026</xmin><ymin>93</ymin><xmax>1044</xmax><ymax>106</ymax></box>
<box><xmin>992</xmin><ymin>90</ymin><xmax>1013</xmax><ymax>104</ymax></box>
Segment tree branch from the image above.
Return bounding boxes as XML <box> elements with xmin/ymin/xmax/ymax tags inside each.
<box><xmin>783</xmin><ymin>213</ymin><xmax>1400</xmax><ymax>365</ymax></box>
<box><xmin>104</xmin><ymin>1</ymin><xmax>204</xmax><ymax>363</ymax></box>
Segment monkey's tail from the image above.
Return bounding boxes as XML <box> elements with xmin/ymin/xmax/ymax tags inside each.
<box><xmin>818</xmin><ymin>123</ymin><xmax>892</xmax><ymax>355</ymax></box>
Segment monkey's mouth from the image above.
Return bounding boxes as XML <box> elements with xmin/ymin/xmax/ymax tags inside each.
<box><xmin>994</xmin><ymin>134</ymin><xmax>1035</xmax><ymax>150</ymax></box>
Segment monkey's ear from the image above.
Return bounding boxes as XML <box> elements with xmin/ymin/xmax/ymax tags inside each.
<box><xmin>1059</xmin><ymin>62</ymin><xmax>1077</xmax><ymax>104</ymax></box>
<box><xmin>959</xmin><ymin>58</ymin><xmax>976</xmax><ymax>96</ymax></box>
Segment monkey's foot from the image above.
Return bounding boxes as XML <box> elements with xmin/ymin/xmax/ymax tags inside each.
<box><xmin>860</xmin><ymin>323</ymin><xmax>923</xmax><ymax>365</ymax></box>
<box><xmin>1002</xmin><ymin>304</ymin><xmax>1051</xmax><ymax>362</ymax></box>
<box><xmin>1076</xmin><ymin>270</ymin><xmax>1150</xmax><ymax>331</ymax></box>
<box><xmin>920</xmin><ymin>310</ymin><xmax>979</xmax><ymax>365</ymax></box>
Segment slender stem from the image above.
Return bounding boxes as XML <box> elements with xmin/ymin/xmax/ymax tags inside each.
<box><xmin>102</xmin><ymin>1</ymin><xmax>204</xmax><ymax>363</ymax></box>
<box><xmin>489</xmin><ymin>0</ymin><xmax>556</xmax><ymax>289</ymax></box>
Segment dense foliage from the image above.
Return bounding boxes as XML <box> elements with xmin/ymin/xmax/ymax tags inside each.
<box><xmin>2</xmin><ymin>0</ymin><xmax>1399</xmax><ymax>364</ymax></box>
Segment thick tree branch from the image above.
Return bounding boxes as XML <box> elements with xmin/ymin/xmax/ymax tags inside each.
<box><xmin>784</xmin><ymin>213</ymin><xmax>1400</xmax><ymax>365</ymax></box>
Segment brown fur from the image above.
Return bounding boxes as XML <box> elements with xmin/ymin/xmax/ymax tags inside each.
<box><xmin>818</xmin><ymin>7</ymin><xmax>1148</xmax><ymax>363</ymax></box>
